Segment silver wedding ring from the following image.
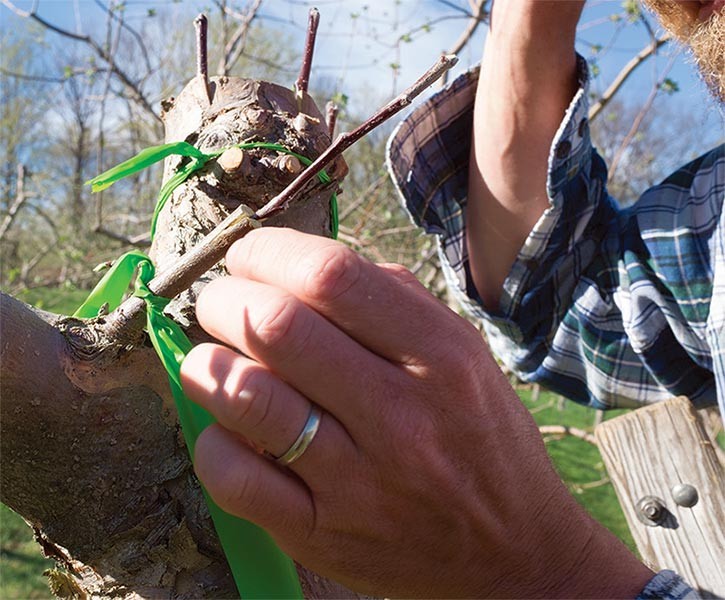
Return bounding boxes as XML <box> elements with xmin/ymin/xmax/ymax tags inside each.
<box><xmin>274</xmin><ymin>404</ymin><xmax>322</xmax><ymax>466</ymax></box>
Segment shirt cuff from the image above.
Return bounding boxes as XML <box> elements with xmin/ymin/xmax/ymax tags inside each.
<box><xmin>636</xmin><ymin>570</ymin><xmax>701</xmax><ymax>600</ymax></box>
<box><xmin>386</xmin><ymin>54</ymin><xmax>592</xmax><ymax>322</ymax></box>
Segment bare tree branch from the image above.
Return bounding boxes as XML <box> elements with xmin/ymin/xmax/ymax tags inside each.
<box><xmin>0</xmin><ymin>164</ymin><xmax>29</xmax><ymax>240</ymax></box>
<box><xmin>325</xmin><ymin>100</ymin><xmax>338</xmax><ymax>139</ymax></box>
<box><xmin>94</xmin><ymin>1</ymin><xmax>123</xmax><ymax>231</ymax></box>
<box><xmin>338</xmin><ymin>174</ymin><xmax>387</xmax><ymax>221</ymax></box>
<box><xmin>94</xmin><ymin>226</ymin><xmax>151</xmax><ymax>247</ymax></box>
<box><xmin>435</xmin><ymin>0</ymin><xmax>475</xmax><ymax>17</ymax></box>
<box><xmin>218</xmin><ymin>0</ymin><xmax>263</xmax><ymax>76</ymax></box>
<box><xmin>93</xmin><ymin>0</ymin><xmax>153</xmax><ymax>75</ymax></box>
<box><xmin>608</xmin><ymin>54</ymin><xmax>676</xmax><ymax>181</ymax></box>
<box><xmin>194</xmin><ymin>13</ymin><xmax>211</xmax><ymax>105</ymax></box>
<box><xmin>438</xmin><ymin>0</ymin><xmax>488</xmax><ymax>88</ymax></box>
<box><xmin>2</xmin><ymin>0</ymin><xmax>161</xmax><ymax>123</ymax></box>
<box><xmin>540</xmin><ymin>425</ymin><xmax>597</xmax><ymax>445</ymax></box>
<box><xmin>295</xmin><ymin>7</ymin><xmax>320</xmax><ymax>100</ymax></box>
<box><xmin>589</xmin><ymin>33</ymin><xmax>671</xmax><ymax>122</ymax></box>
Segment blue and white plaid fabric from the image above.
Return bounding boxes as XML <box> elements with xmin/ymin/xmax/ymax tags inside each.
<box><xmin>386</xmin><ymin>57</ymin><xmax>725</xmax><ymax>419</ymax></box>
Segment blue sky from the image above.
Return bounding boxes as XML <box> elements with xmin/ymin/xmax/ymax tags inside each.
<box><xmin>2</xmin><ymin>0</ymin><xmax>723</xmax><ymax>151</ymax></box>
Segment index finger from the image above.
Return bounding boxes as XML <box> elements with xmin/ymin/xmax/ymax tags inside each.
<box><xmin>225</xmin><ymin>228</ymin><xmax>478</xmax><ymax>368</ymax></box>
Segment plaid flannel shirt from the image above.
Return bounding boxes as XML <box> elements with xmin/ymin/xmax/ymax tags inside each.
<box><xmin>386</xmin><ymin>57</ymin><xmax>725</xmax><ymax>421</ymax></box>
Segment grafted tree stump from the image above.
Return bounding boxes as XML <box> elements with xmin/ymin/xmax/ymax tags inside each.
<box><xmin>0</xmin><ymin>69</ymin><xmax>363</xmax><ymax>599</ymax></box>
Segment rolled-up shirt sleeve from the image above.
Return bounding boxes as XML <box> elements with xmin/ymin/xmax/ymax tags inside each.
<box><xmin>386</xmin><ymin>56</ymin><xmax>721</xmax><ymax>410</ymax></box>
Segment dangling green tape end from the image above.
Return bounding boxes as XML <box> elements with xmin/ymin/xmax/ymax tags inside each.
<box><xmin>86</xmin><ymin>142</ymin><xmax>211</xmax><ymax>194</ymax></box>
<box><xmin>75</xmin><ymin>246</ymin><xmax>304</xmax><ymax>599</ymax></box>
<box><xmin>330</xmin><ymin>194</ymin><xmax>339</xmax><ymax>239</ymax></box>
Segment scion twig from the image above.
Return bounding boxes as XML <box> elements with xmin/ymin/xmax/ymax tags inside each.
<box><xmin>258</xmin><ymin>53</ymin><xmax>458</xmax><ymax>220</ymax></box>
<box><xmin>194</xmin><ymin>14</ymin><xmax>211</xmax><ymax>104</ymax></box>
<box><xmin>325</xmin><ymin>101</ymin><xmax>338</xmax><ymax>139</ymax></box>
<box><xmin>295</xmin><ymin>8</ymin><xmax>320</xmax><ymax>100</ymax></box>
<box><xmin>102</xmin><ymin>53</ymin><xmax>458</xmax><ymax>339</ymax></box>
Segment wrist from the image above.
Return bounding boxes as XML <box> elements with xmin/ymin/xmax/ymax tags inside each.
<box><xmin>538</xmin><ymin>518</ymin><xmax>654</xmax><ymax>598</ymax></box>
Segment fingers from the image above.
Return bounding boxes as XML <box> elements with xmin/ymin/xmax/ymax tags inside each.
<box><xmin>225</xmin><ymin>228</ymin><xmax>475</xmax><ymax>368</ymax></box>
<box><xmin>194</xmin><ymin>423</ymin><xmax>314</xmax><ymax>543</ymax></box>
<box><xmin>181</xmin><ymin>343</ymin><xmax>358</xmax><ymax>479</ymax></box>
<box><xmin>194</xmin><ymin>275</ymin><xmax>401</xmax><ymax>430</ymax></box>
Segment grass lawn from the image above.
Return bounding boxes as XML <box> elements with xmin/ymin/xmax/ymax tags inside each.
<box><xmin>0</xmin><ymin>505</ymin><xmax>54</xmax><ymax>599</ymax></box>
<box><xmin>1</xmin><ymin>285</ymin><xmax>637</xmax><ymax>597</ymax></box>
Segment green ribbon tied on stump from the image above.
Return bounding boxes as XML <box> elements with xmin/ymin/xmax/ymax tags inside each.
<box><xmin>87</xmin><ymin>140</ymin><xmax>338</xmax><ymax>240</ymax></box>
<box><xmin>77</xmin><ymin>140</ymin><xmax>321</xmax><ymax>598</ymax></box>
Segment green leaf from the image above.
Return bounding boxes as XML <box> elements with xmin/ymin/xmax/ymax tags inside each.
<box><xmin>622</xmin><ymin>0</ymin><xmax>641</xmax><ymax>21</ymax></box>
<box><xmin>85</xmin><ymin>142</ymin><xmax>207</xmax><ymax>193</ymax></box>
<box><xmin>659</xmin><ymin>78</ymin><xmax>679</xmax><ymax>94</ymax></box>
<box><xmin>331</xmin><ymin>91</ymin><xmax>349</xmax><ymax>109</ymax></box>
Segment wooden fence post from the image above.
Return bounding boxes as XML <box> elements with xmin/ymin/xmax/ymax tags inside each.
<box><xmin>595</xmin><ymin>396</ymin><xmax>725</xmax><ymax>598</ymax></box>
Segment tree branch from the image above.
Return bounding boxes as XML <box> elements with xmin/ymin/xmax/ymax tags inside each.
<box><xmin>0</xmin><ymin>163</ymin><xmax>29</xmax><ymax>240</ymax></box>
<box><xmin>295</xmin><ymin>8</ymin><xmax>320</xmax><ymax>99</ymax></box>
<box><xmin>325</xmin><ymin>101</ymin><xmax>338</xmax><ymax>139</ymax></box>
<box><xmin>608</xmin><ymin>54</ymin><xmax>676</xmax><ymax>181</ymax></box>
<box><xmin>539</xmin><ymin>425</ymin><xmax>597</xmax><ymax>445</ymax></box>
<box><xmin>194</xmin><ymin>14</ymin><xmax>211</xmax><ymax>105</ymax></box>
<box><xmin>1</xmin><ymin>0</ymin><xmax>161</xmax><ymax>123</ymax></box>
<box><xmin>94</xmin><ymin>226</ymin><xmax>152</xmax><ymax>247</ymax></box>
<box><xmin>218</xmin><ymin>0</ymin><xmax>263</xmax><ymax>77</ymax></box>
<box><xmin>93</xmin><ymin>0</ymin><xmax>153</xmax><ymax>74</ymax></box>
<box><xmin>588</xmin><ymin>33</ymin><xmax>671</xmax><ymax>122</ymax></box>
<box><xmin>438</xmin><ymin>0</ymin><xmax>488</xmax><ymax>88</ymax></box>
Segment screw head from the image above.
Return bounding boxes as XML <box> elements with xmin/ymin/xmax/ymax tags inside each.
<box><xmin>636</xmin><ymin>495</ymin><xmax>666</xmax><ymax>526</ymax></box>
<box><xmin>671</xmin><ymin>483</ymin><xmax>698</xmax><ymax>508</ymax></box>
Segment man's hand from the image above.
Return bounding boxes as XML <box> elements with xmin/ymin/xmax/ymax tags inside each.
<box><xmin>180</xmin><ymin>228</ymin><xmax>652</xmax><ymax>598</ymax></box>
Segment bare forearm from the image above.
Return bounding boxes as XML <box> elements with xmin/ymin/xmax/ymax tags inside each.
<box><xmin>467</xmin><ymin>0</ymin><xmax>585</xmax><ymax>308</ymax></box>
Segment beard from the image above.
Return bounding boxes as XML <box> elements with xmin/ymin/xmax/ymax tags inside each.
<box><xmin>643</xmin><ymin>0</ymin><xmax>724</xmax><ymax>103</ymax></box>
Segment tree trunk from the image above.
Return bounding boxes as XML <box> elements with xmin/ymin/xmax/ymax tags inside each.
<box><xmin>0</xmin><ymin>73</ymin><xmax>362</xmax><ymax>599</ymax></box>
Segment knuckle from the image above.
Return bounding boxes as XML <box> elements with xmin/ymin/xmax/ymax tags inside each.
<box><xmin>220</xmin><ymin>462</ymin><xmax>263</xmax><ymax>515</ymax></box>
<box><xmin>380</xmin><ymin>262</ymin><xmax>420</xmax><ymax>287</ymax></box>
<box><xmin>227</xmin><ymin>366</ymin><xmax>274</xmax><ymax>431</ymax></box>
<box><xmin>253</xmin><ymin>295</ymin><xmax>302</xmax><ymax>349</ymax></box>
<box><xmin>303</xmin><ymin>244</ymin><xmax>362</xmax><ymax>303</ymax></box>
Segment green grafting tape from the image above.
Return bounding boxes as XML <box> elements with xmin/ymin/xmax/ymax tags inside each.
<box><xmin>86</xmin><ymin>141</ymin><xmax>339</xmax><ymax>240</ymax></box>
<box><xmin>74</xmin><ymin>252</ymin><xmax>303</xmax><ymax>599</ymax></box>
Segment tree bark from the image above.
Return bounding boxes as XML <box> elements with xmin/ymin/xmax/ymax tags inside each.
<box><xmin>0</xmin><ymin>72</ymin><xmax>362</xmax><ymax>599</ymax></box>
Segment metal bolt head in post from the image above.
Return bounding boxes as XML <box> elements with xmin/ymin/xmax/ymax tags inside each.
<box><xmin>636</xmin><ymin>495</ymin><xmax>666</xmax><ymax>526</ymax></box>
<box><xmin>671</xmin><ymin>483</ymin><xmax>699</xmax><ymax>508</ymax></box>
